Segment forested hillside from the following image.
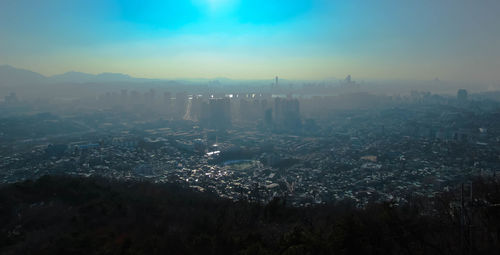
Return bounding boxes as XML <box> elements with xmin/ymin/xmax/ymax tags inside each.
<box><xmin>1</xmin><ymin>176</ymin><xmax>499</xmax><ymax>254</ymax></box>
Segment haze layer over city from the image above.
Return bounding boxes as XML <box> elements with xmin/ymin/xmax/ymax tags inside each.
<box><xmin>1</xmin><ymin>1</ymin><xmax>500</xmax><ymax>254</ymax></box>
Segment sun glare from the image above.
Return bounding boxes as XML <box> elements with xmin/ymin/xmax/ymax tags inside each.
<box><xmin>195</xmin><ymin>0</ymin><xmax>238</xmax><ymax>14</ymax></box>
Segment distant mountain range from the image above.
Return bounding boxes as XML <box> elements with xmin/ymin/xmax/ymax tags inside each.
<box><xmin>0</xmin><ymin>65</ymin><xmax>304</xmax><ymax>86</ymax></box>
<box><xmin>49</xmin><ymin>71</ymin><xmax>158</xmax><ymax>83</ymax></box>
<box><xmin>0</xmin><ymin>65</ymin><xmax>156</xmax><ymax>85</ymax></box>
<box><xmin>0</xmin><ymin>65</ymin><xmax>47</xmax><ymax>85</ymax></box>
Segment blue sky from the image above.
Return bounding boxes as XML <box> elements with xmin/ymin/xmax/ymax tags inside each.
<box><xmin>1</xmin><ymin>0</ymin><xmax>499</xmax><ymax>81</ymax></box>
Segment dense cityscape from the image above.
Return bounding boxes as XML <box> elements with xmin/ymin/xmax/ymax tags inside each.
<box><xmin>2</xmin><ymin>75</ymin><xmax>499</xmax><ymax>207</ymax></box>
<box><xmin>2</xmin><ymin>1</ymin><xmax>500</xmax><ymax>253</ymax></box>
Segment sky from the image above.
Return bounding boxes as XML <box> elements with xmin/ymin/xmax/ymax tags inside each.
<box><xmin>1</xmin><ymin>0</ymin><xmax>499</xmax><ymax>82</ymax></box>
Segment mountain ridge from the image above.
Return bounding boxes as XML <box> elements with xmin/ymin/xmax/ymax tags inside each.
<box><xmin>0</xmin><ymin>65</ymin><xmax>157</xmax><ymax>85</ymax></box>
<box><xmin>0</xmin><ymin>65</ymin><xmax>320</xmax><ymax>85</ymax></box>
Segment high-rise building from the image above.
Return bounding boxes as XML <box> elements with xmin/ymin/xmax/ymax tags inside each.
<box><xmin>274</xmin><ymin>98</ymin><xmax>301</xmax><ymax>130</ymax></box>
<box><xmin>264</xmin><ymin>108</ymin><xmax>273</xmax><ymax>127</ymax></box>
<box><xmin>188</xmin><ymin>95</ymin><xmax>204</xmax><ymax>121</ymax></box>
<box><xmin>145</xmin><ymin>89</ymin><xmax>156</xmax><ymax>106</ymax></box>
<box><xmin>174</xmin><ymin>92</ymin><xmax>188</xmax><ymax>119</ymax></box>
<box><xmin>163</xmin><ymin>92</ymin><xmax>172</xmax><ymax>103</ymax></box>
<box><xmin>457</xmin><ymin>89</ymin><xmax>468</xmax><ymax>102</ymax></box>
<box><xmin>207</xmin><ymin>98</ymin><xmax>231</xmax><ymax>130</ymax></box>
<box><xmin>163</xmin><ymin>92</ymin><xmax>172</xmax><ymax>116</ymax></box>
<box><xmin>238</xmin><ymin>98</ymin><xmax>264</xmax><ymax>122</ymax></box>
<box><xmin>4</xmin><ymin>92</ymin><xmax>18</xmax><ymax>104</ymax></box>
<box><xmin>120</xmin><ymin>89</ymin><xmax>128</xmax><ymax>100</ymax></box>
<box><xmin>345</xmin><ymin>75</ymin><xmax>352</xmax><ymax>83</ymax></box>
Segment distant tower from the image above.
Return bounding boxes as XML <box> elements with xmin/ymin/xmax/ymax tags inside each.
<box><xmin>275</xmin><ymin>76</ymin><xmax>279</xmax><ymax>87</ymax></box>
<box><xmin>120</xmin><ymin>89</ymin><xmax>128</xmax><ymax>98</ymax></box>
<box><xmin>457</xmin><ymin>89</ymin><xmax>468</xmax><ymax>102</ymax></box>
<box><xmin>208</xmin><ymin>98</ymin><xmax>231</xmax><ymax>130</ymax></box>
<box><xmin>4</xmin><ymin>92</ymin><xmax>18</xmax><ymax>104</ymax></box>
<box><xmin>345</xmin><ymin>75</ymin><xmax>352</xmax><ymax>84</ymax></box>
<box><xmin>273</xmin><ymin>97</ymin><xmax>301</xmax><ymax>130</ymax></box>
<box><xmin>174</xmin><ymin>92</ymin><xmax>188</xmax><ymax>119</ymax></box>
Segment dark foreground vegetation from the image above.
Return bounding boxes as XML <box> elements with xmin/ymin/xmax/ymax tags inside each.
<box><xmin>1</xmin><ymin>176</ymin><xmax>500</xmax><ymax>254</ymax></box>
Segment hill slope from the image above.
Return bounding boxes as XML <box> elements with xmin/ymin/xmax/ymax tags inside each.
<box><xmin>1</xmin><ymin>175</ymin><xmax>499</xmax><ymax>254</ymax></box>
<box><xmin>0</xmin><ymin>65</ymin><xmax>47</xmax><ymax>86</ymax></box>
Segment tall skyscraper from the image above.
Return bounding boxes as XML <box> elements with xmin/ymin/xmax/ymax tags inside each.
<box><xmin>163</xmin><ymin>92</ymin><xmax>172</xmax><ymax>103</ymax></box>
<box><xmin>274</xmin><ymin>98</ymin><xmax>301</xmax><ymax>130</ymax></box>
<box><xmin>207</xmin><ymin>98</ymin><xmax>231</xmax><ymax>130</ymax></box>
<box><xmin>174</xmin><ymin>92</ymin><xmax>188</xmax><ymax>119</ymax></box>
<box><xmin>345</xmin><ymin>75</ymin><xmax>352</xmax><ymax>83</ymax></box>
<box><xmin>457</xmin><ymin>89</ymin><xmax>468</xmax><ymax>102</ymax></box>
<box><xmin>163</xmin><ymin>92</ymin><xmax>172</xmax><ymax>117</ymax></box>
<box><xmin>120</xmin><ymin>89</ymin><xmax>128</xmax><ymax>99</ymax></box>
<box><xmin>4</xmin><ymin>92</ymin><xmax>18</xmax><ymax>104</ymax></box>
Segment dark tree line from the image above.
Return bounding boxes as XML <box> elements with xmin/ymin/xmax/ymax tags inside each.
<box><xmin>1</xmin><ymin>175</ymin><xmax>499</xmax><ymax>254</ymax></box>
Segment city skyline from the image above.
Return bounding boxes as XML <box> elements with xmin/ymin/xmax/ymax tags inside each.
<box><xmin>1</xmin><ymin>0</ymin><xmax>500</xmax><ymax>82</ymax></box>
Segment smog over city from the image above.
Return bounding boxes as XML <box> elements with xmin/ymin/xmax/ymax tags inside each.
<box><xmin>1</xmin><ymin>1</ymin><xmax>500</xmax><ymax>254</ymax></box>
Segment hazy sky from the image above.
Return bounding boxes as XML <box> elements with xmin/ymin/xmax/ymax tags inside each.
<box><xmin>1</xmin><ymin>0</ymin><xmax>499</xmax><ymax>81</ymax></box>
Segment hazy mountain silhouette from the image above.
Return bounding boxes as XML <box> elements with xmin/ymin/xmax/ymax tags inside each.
<box><xmin>49</xmin><ymin>71</ymin><xmax>152</xmax><ymax>83</ymax></box>
<box><xmin>0</xmin><ymin>65</ymin><xmax>156</xmax><ymax>85</ymax></box>
<box><xmin>0</xmin><ymin>65</ymin><xmax>282</xmax><ymax>87</ymax></box>
<box><xmin>0</xmin><ymin>65</ymin><xmax>47</xmax><ymax>85</ymax></box>
<box><xmin>49</xmin><ymin>71</ymin><xmax>101</xmax><ymax>83</ymax></box>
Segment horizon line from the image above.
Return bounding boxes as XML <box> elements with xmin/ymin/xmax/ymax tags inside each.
<box><xmin>1</xmin><ymin>64</ymin><xmax>498</xmax><ymax>84</ymax></box>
